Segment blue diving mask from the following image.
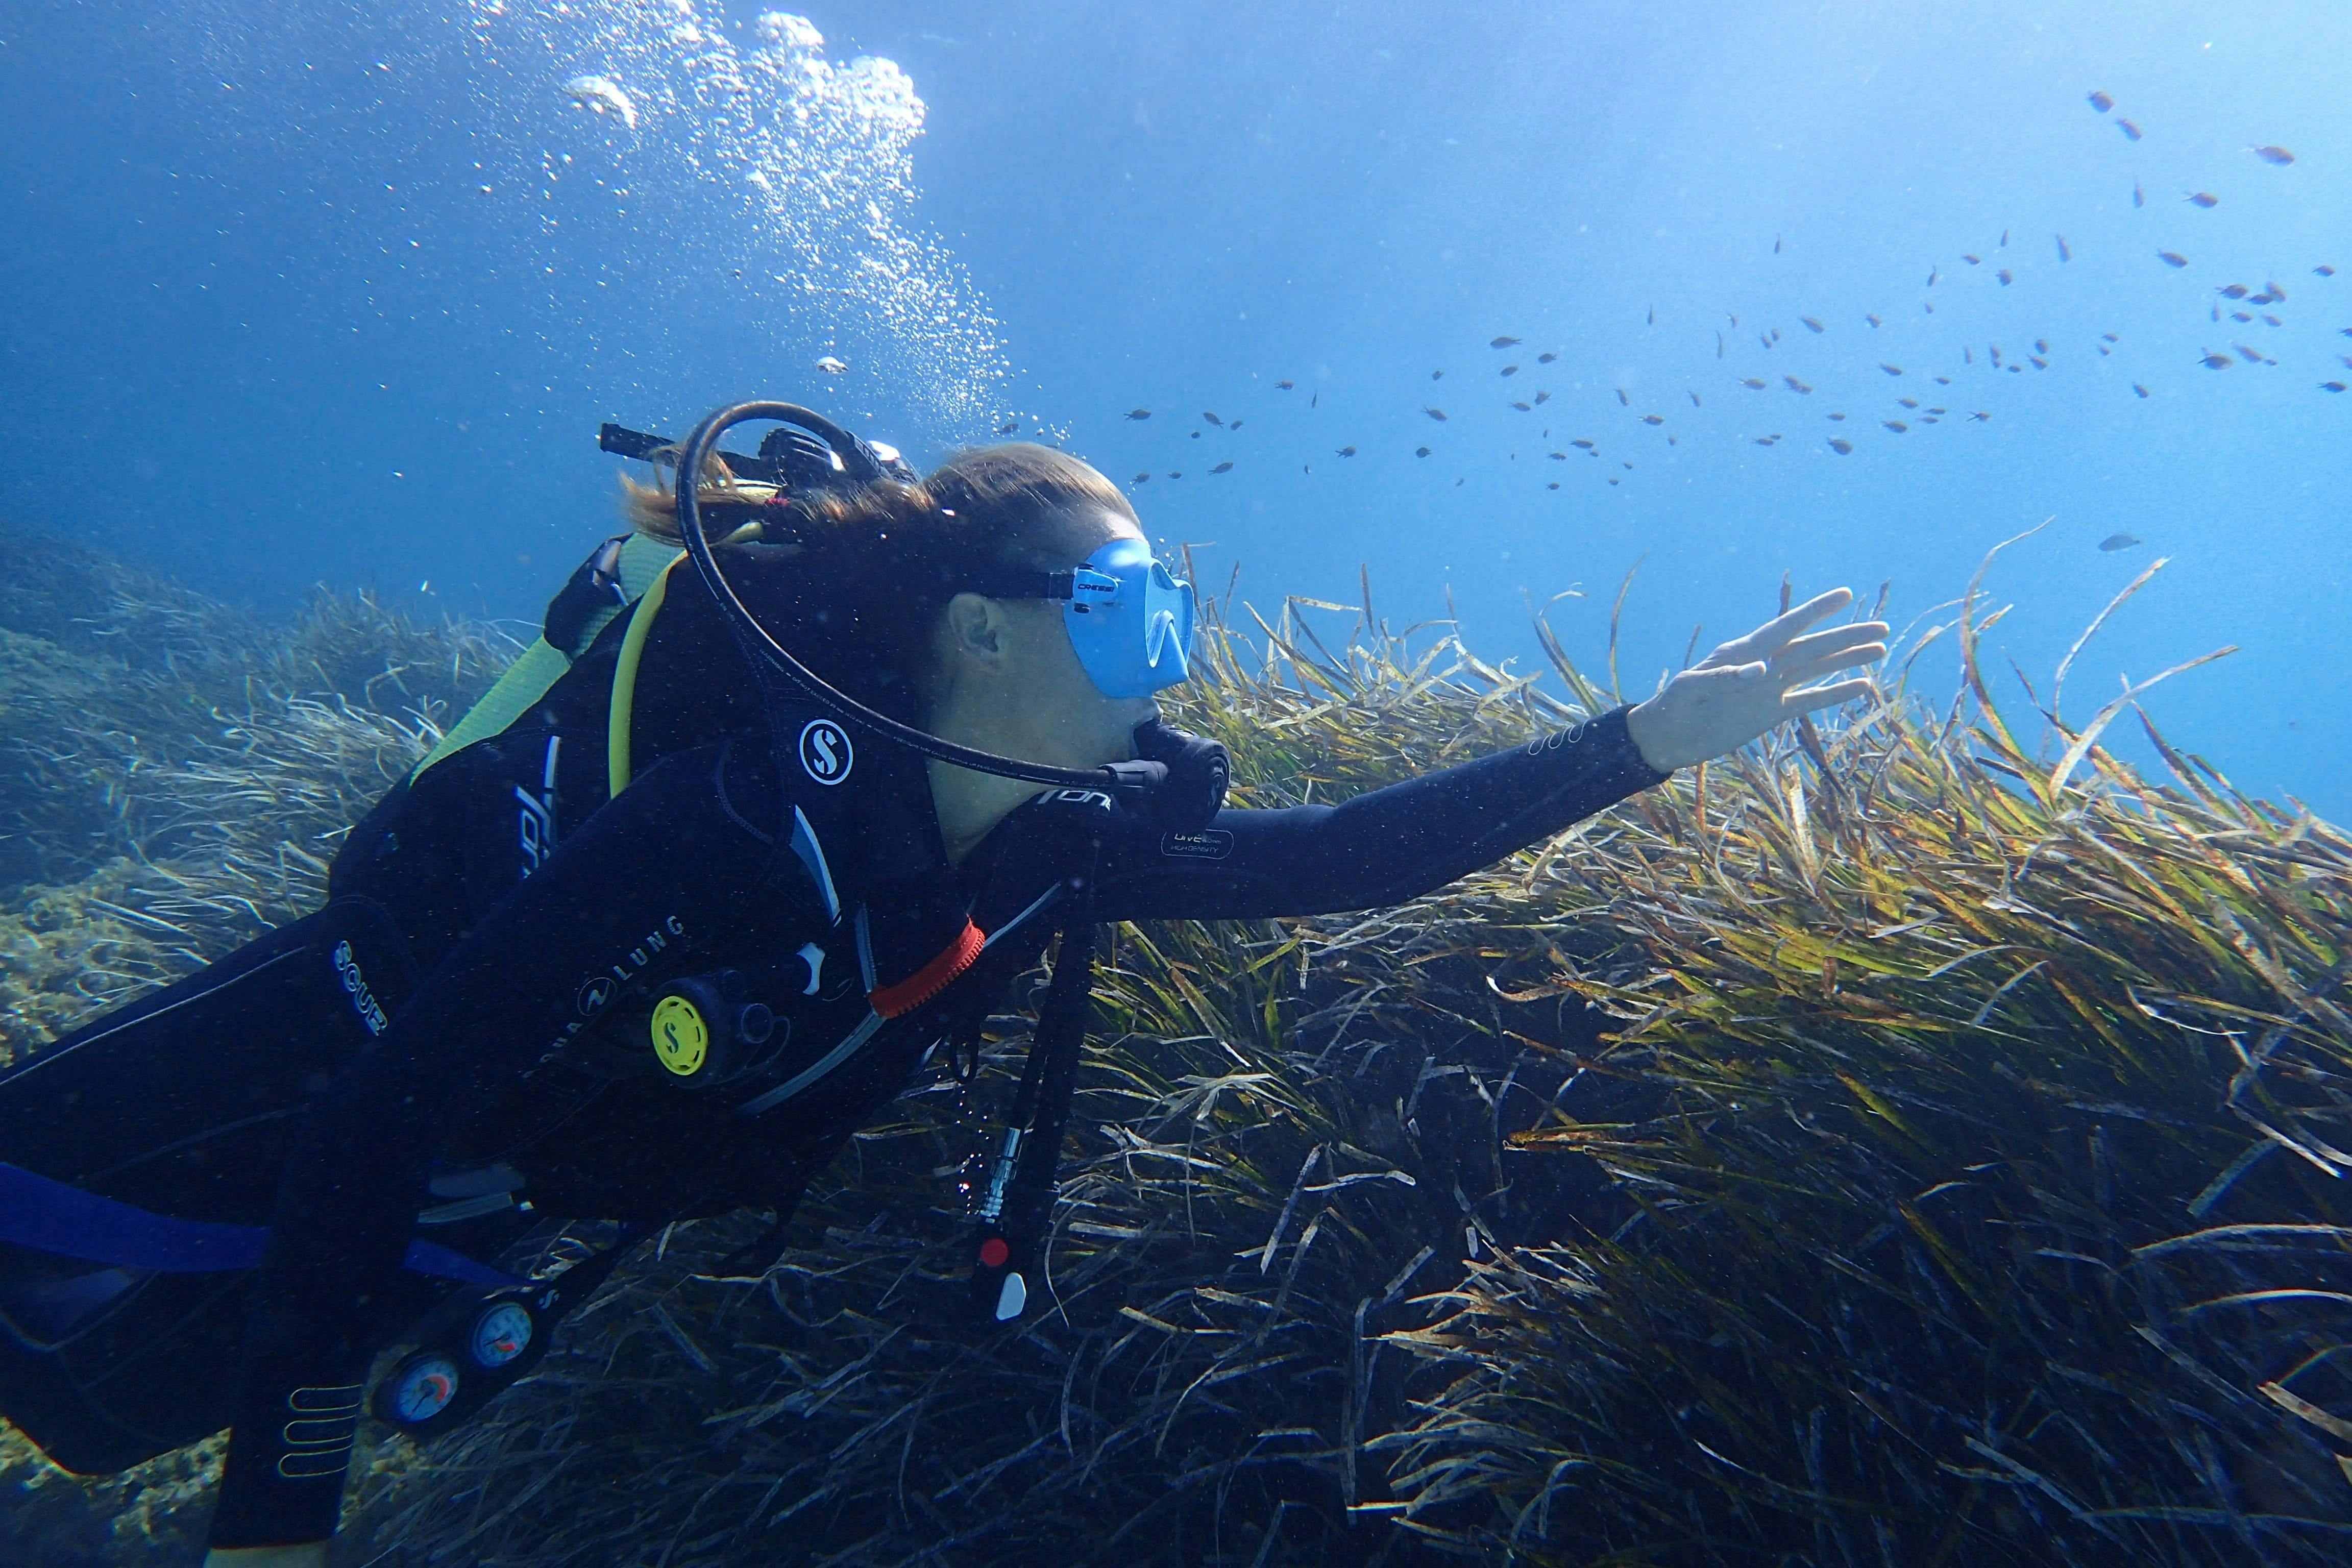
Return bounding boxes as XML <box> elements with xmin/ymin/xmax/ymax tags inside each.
<box><xmin>975</xmin><ymin>538</ymin><xmax>1196</xmax><ymax>700</ymax></box>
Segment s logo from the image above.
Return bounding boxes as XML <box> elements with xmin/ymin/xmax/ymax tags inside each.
<box><xmin>798</xmin><ymin>719</ymin><xmax>853</xmax><ymax>786</ymax></box>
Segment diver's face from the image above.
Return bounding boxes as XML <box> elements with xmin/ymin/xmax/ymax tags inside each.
<box><xmin>934</xmin><ymin>506</ymin><xmax>1162</xmax><ymax>769</ymax></box>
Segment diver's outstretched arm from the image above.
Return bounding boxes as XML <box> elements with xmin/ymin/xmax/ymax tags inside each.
<box><xmin>206</xmin><ymin>741</ymin><xmax>789</xmax><ymax>1553</ymax></box>
<box><xmin>1091</xmin><ymin>587</ymin><xmax>1885</xmax><ymax>922</ymax></box>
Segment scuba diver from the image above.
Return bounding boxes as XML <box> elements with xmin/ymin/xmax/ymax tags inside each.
<box><xmin>0</xmin><ymin>401</ymin><xmax>1887</xmax><ymax>1565</ymax></box>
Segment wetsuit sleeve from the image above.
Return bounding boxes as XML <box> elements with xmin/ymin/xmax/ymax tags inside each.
<box><xmin>1092</xmin><ymin>706</ymin><xmax>1669</xmax><ymax>922</ymax></box>
<box><xmin>207</xmin><ymin>741</ymin><xmax>792</xmax><ymax>1549</ymax></box>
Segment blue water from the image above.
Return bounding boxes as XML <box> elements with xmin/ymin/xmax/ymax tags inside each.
<box><xmin>2</xmin><ymin>1</ymin><xmax>2345</xmax><ymax>814</ymax></box>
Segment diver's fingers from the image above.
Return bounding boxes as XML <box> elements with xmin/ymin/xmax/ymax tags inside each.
<box><xmin>1777</xmin><ymin>642</ymin><xmax>1889</xmax><ymax>689</ymax></box>
<box><xmin>1745</xmin><ymin>587</ymin><xmax>1856</xmax><ymax>656</ymax></box>
<box><xmin>1774</xmin><ymin>621</ymin><xmax>1890</xmax><ymax>673</ymax></box>
<box><xmin>1781</xmin><ymin>676</ymin><xmax>1878</xmax><ymax>717</ymax></box>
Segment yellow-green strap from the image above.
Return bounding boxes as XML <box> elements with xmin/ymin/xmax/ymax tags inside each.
<box><xmin>607</xmin><ymin>552</ymin><xmax>689</xmax><ymax>798</ymax></box>
<box><xmin>407</xmin><ymin>638</ymin><xmax>573</xmax><ymax>781</ymax></box>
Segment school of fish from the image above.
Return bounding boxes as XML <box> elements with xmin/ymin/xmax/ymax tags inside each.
<box><xmin>1089</xmin><ymin>90</ymin><xmax>2324</xmax><ymax>536</ymax></box>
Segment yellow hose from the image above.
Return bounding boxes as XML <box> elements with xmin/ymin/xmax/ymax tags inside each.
<box><xmin>607</xmin><ymin>552</ymin><xmax>687</xmax><ymax>798</ymax></box>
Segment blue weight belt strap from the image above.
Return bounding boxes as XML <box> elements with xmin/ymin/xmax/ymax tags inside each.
<box><xmin>0</xmin><ymin>1161</ymin><xmax>519</xmax><ymax>1289</ymax></box>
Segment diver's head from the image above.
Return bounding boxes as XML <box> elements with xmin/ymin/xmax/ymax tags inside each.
<box><xmin>911</xmin><ymin>445</ymin><xmax>1166</xmax><ymax>774</ymax></box>
<box><xmin>626</xmin><ymin>440</ymin><xmax>1183</xmax><ymax>774</ymax></box>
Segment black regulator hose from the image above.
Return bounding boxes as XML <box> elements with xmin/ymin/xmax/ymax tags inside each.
<box><xmin>673</xmin><ymin>400</ymin><xmax>1135</xmax><ymax>793</ymax></box>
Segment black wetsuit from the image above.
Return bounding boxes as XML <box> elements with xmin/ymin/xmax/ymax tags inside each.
<box><xmin>16</xmin><ymin>550</ymin><xmax>1672</xmax><ymax>1546</ymax></box>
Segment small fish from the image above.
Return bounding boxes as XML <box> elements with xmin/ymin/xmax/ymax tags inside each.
<box><xmin>2001</xmin><ymin>229</ymin><xmax>2010</xmax><ymax>247</ymax></box>
<box><xmin>1965</xmin><ymin>347</ymin><xmax>1974</xmax><ymax>363</ymax></box>
<box><xmin>1867</xmin><ymin>313</ymin><xmax>1883</xmax><ymax>327</ymax></box>
<box><xmin>1784</xmin><ymin>376</ymin><xmax>1812</xmax><ymax>394</ymax></box>
<box><xmin>1203</xmin><ymin>411</ymin><xmax>1223</xmax><ymax>426</ymax></box>
<box><xmin>1133</xmin><ymin>472</ymin><xmax>1150</xmax><ymax>483</ymax></box>
<box><xmin>1500</xmin><ymin>364</ymin><xmax>1520</xmax><ymax>377</ymax></box>
<box><xmin>1754</xmin><ymin>436</ymin><xmax>1776</xmax><ymax>446</ymax></box>
<box><xmin>1739</xmin><ymin>377</ymin><xmax>1767</xmax><ymax>389</ymax></box>
<box><xmin>1431</xmin><ymin>369</ymin><xmax>1444</xmax><ymax>380</ymax></box>
<box><xmin>1827</xmin><ymin>411</ymin><xmax>1847</xmax><ymax>421</ymax></box>
<box><xmin>2133</xmin><ymin>384</ymin><xmax>2148</xmax><ymax>398</ymax></box>
<box><xmin>2056</xmin><ymin>235</ymin><xmax>2071</xmax><ymax>261</ymax></box>
<box><xmin>1641</xmin><ymin>413</ymin><xmax>1664</xmax><ymax>425</ymax></box>
<box><xmin>997</xmin><ymin>420</ymin><xmax>1019</xmax><ymax>434</ymax></box>
<box><xmin>1126</xmin><ymin>408</ymin><xmax>1153</xmax><ymax>420</ymax></box>
<box><xmin>1336</xmin><ymin>445</ymin><xmax>1357</xmax><ymax>456</ymax></box>
<box><xmin>1997</xmin><ymin>268</ymin><xmax>2013</xmax><ymax>285</ymax></box>
<box><xmin>2134</xmin><ymin>181</ymin><xmax>2145</xmax><ymax>207</ymax></box>
<box><xmin>2232</xmin><ymin>311</ymin><xmax>2252</xmax><ymax>322</ymax></box>
<box><xmin>1275</xmin><ymin>379</ymin><xmax>1295</xmax><ymax>390</ymax></box>
<box><xmin>2158</xmin><ymin>251</ymin><xmax>2189</xmax><ymax>268</ymax></box>
<box><xmin>1883</xmin><ymin>420</ymin><xmax>1908</xmax><ymax>433</ymax></box>
<box><xmin>1935</xmin><ymin>376</ymin><xmax>1952</xmax><ymax>384</ymax></box>
<box><xmin>1791</xmin><ymin>315</ymin><xmax>1825</xmax><ymax>336</ymax></box>
<box><xmin>1688</xmin><ymin>391</ymin><xmax>1701</xmax><ymax>406</ymax></box>
<box><xmin>2219</xmin><ymin>283</ymin><xmax>2249</xmax><ymax>299</ymax></box>
<box><xmin>1310</xmin><ymin>390</ymin><xmax>1318</xmax><ymax>407</ymax></box>
<box><xmin>2265</xmin><ymin>280</ymin><xmax>2288</xmax><ymax>301</ymax></box>
<box><xmin>1879</xmin><ymin>363</ymin><xmax>1904</xmax><ymax>376</ymax></box>
<box><xmin>1928</xmin><ymin>266</ymin><xmax>1940</xmax><ymax>286</ymax></box>
<box><xmin>1775</xmin><ymin>235</ymin><xmax>1782</xmax><ymax>253</ymax></box>
<box><xmin>1716</xmin><ymin>331</ymin><xmax>1726</xmax><ymax>358</ymax></box>
<box><xmin>1647</xmin><ymin>306</ymin><xmax>1655</xmax><ymax>326</ymax></box>
<box><xmin>2186</xmin><ymin>191</ymin><xmax>2219</xmax><ymax>208</ymax></box>
<box><xmin>2088</xmin><ymin>90</ymin><xmax>2114</xmax><ymax>112</ymax></box>
<box><xmin>1490</xmin><ymin>335</ymin><xmax>1521</xmax><ymax>348</ymax></box>
<box><xmin>1770</xmin><ymin>327</ymin><xmax>1782</xmax><ymax>342</ymax></box>
<box><xmin>1990</xmin><ymin>344</ymin><xmax>2003</xmax><ymax>363</ymax></box>
<box><xmin>1534</xmin><ymin>390</ymin><xmax>1551</xmax><ymax>404</ymax></box>
<box><xmin>2236</xmin><ymin>343</ymin><xmax>2265</xmax><ymax>363</ymax></box>
<box><xmin>1415</xmin><ymin>445</ymin><xmax>1432</xmax><ymax>457</ymax></box>
<box><xmin>2099</xmin><ymin>533</ymin><xmax>2142</xmax><ymax>552</ymax></box>
<box><xmin>2030</xmin><ymin>356</ymin><xmax>2048</xmax><ymax>369</ymax></box>
<box><xmin>1968</xmin><ymin>410</ymin><xmax>1991</xmax><ymax>421</ymax></box>
<box><xmin>2252</xmin><ymin>145</ymin><xmax>2295</xmax><ymax>165</ymax></box>
<box><xmin>1537</xmin><ymin>351</ymin><xmax>1558</xmax><ymax>363</ymax></box>
<box><xmin>1510</xmin><ymin>401</ymin><xmax>1532</xmax><ymax>411</ymax></box>
<box><xmin>2318</xmin><ymin>266</ymin><xmax>2339</xmax><ymax>277</ymax></box>
<box><xmin>1548</xmin><ymin>450</ymin><xmax>1567</xmax><ymax>460</ymax></box>
<box><xmin>1572</xmin><ymin>439</ymin><xmax>1596</xmax><ymax>450</ymax></box>
<box><xmin>1547</xmin><ymin>481</ymin><xmax>1561</xmax><ymax>490</ymax></box>
<box><xmin>1230</xmin><ymin>419</ymin><xmax>1244</xmax><ymax>430</ymax></box>
<box><xmin>1609</xmin><ymin>477</ymin><xmax>1620</xmax><ymax>485</ymax></box>
<box><xmin>1828</xmin><ymin>437</ymin><xmax>1853</xmax><ymax>454</ymax></box>
<box><xmin>2103</xmin><ymin>332</ymin><xmax>2119</xmax><ymax>341</ymax></box>
<box><xmin>1168</xmin><ymin>471</ymin><xmax>1183</xmax><ymax>479</ymax></box>
<box><xmin>1926</xmin><ymin>407</ymin><xmax>1947</xmax><ymax>415</ymax></box>
<box><xmin>2263</xmin><ymin>313</ymin><xmax>2282</xmax><ymax>327</ymax></box>
<box><xmin>2117</xmin><ymin>118</ymin><xmax>2142</xmax><ymax>141</ymax></box>
<box><xmin>1616</xmin><ymin>389</ymin><xmax>1630</xmax><ymax>405</ymax></box>
<box><xmin>1424</xmin><ymin>406</ymin><xmax>1448</xmax><ymax>421</ymax></box>
<box><xmin>1209</xmin><ymin>461</ymin><xmax>1234</xmax><ymax>474</ymax></box>
<box><xmin>815</xmin><ymin>354</ymin><xmax>849</xmax><ymax>374</ymax></box>
<box><xmin>1190</xmin><ymin>431</ymin><xmax>1202</xmax><ymax>439</ymax></box>
<box><xmin>1898</xmin><ymin>398</ymin><xmax>1919</xmax><ymax>409</ymax></box>
<box><xmin>2199</xmin><ymin>351</ymin><xmax>2233</xmax><ymax>369</ymax></box>
<box><xmin>1759</xmin><ymin>332</ymin><xmax>1773</xmax><ymax>350</ymax></box>
<box><xmin>1963</xmin><ymin>254</ymin><xmax>1981</xmax><ymax>264</ymax></box>
<box><xmin>2324</xmin><ymin>382</ymin><xmax>2348</xmax><ymax>393</ymax></box>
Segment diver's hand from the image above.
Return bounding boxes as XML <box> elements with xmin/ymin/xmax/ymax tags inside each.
<box><xmin>204</xmin><ymin>1545</ymin><xmax>329</xmax><ymax>1567</ymax></box>
<box><xmin>1624</xmin><ymin>587</ymin><xmax>1887</xmax><ymax>773</ymax></box>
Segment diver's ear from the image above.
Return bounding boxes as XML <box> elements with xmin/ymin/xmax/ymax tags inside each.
<box><xmin>940</xmin><ymin>591</ymin><xmax>1011</xmax><ymax>668</ymax></box>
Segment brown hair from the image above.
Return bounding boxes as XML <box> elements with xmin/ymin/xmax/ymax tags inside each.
<box><xmin>621</xmin><ymin>442</ymin><xmax>1136</xmax><ymax>710</ymax></box>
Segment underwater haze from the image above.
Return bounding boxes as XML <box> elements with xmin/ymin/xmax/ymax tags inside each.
<box><xmin>0</xmin><ymin>0</ymin><xmax>2346</xmax><ymax>808</ymax></box>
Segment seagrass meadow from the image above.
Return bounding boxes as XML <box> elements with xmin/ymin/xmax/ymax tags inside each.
<box><xmin>3</xmin><ymin>522</ymin><xmax>2349</xmax><ymax>1567</ymax></box>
